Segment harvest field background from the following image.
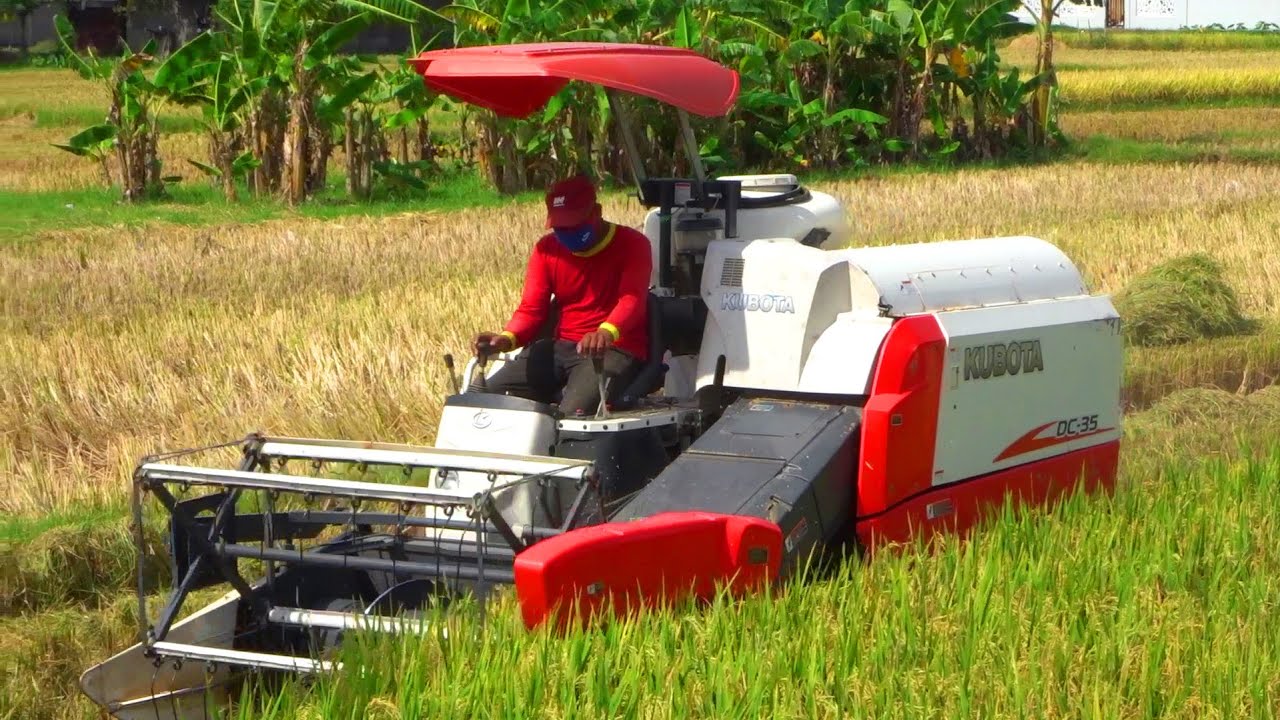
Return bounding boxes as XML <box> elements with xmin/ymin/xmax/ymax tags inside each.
<box><xmin>3</xmin><ymin>25</ymin><xmax>1280</xmax><ymax>720</ymax></box>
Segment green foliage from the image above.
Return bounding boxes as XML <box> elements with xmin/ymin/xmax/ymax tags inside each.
<box><xmin>50</xmin><ymin>0</ymin><xmax>1058</xmax><ymax>200</ymax></box>
<box><xmin>1115</xmin><ymin>253</ymin><xmax>1259</xmax><ymax>348</ymax></box>
<box><xmin>48</xmin><ymin>15</ymin><xmax>179</xmax><ymax>201</ymax></box>
<box><xmin>441</xmin><ymin>0</ymin><xmax>1054</xmax><ymax>192</ymax></box>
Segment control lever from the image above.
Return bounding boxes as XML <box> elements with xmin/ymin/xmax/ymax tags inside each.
<box><xmin>592</xmin><ymin>355</ymin><xmax>611</xmax><ymax>420</ymax></box>
<box><xmin>443</xmin><ymin>353</ymin><xmax>462</xmax><ymax>395</ymax></box>
<box><xmin>469</xmin><ymin>341</ymin><xmax>496</xmax><ymax>393</ymax></box>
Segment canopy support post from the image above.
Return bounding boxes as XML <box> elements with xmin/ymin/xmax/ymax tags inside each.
<box><xmin>606</xmin><ymin>90</ymin><xmax>646</xmax><ymax>201</ymax></box>
<box><xmin>677</xmin><ymin>108</ymin><xmax>706</xmax><ymax>186</ymax></box>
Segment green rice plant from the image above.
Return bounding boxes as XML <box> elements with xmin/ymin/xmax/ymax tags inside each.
<box><xmin>1058</xmin><ymin>28</ymin><xmax>1280</xmax><ymax>52</ymax></box>
<box><xmin>1058</xmin><ymin>67</ymin><xmax>1280</xmax><ymax>110</ymax></box>
<box><xmin>218</xmin><ymin>446</ymin><xmax>1280</xmax><ymax>720</ymax></box>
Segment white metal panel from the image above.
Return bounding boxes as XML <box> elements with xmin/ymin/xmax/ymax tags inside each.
<box><xmin>931</xmin><ymin>296</ymin><xmax>1123</xmax><ymax>486</ymax></box>
<box><xmin>695</xmin><ymin>238</ymin><xmax>854</xmax><ymax>393</ymax></box>
<box><xmin>830</xmin><ymin>236</ymin><xmax>1089</xmax><ymax>317</ymax></box>
<box><xmin>557</xmin><ymin>407</ymin><xmax>697</xmax><ymax>433</ymax></box>
<box><xmin>150</xmin><ymin>641</ymin><xmax>337</xmax><ymax>674</ymax></box>
<box><xmin>432</xmin><ymin>404</ymin><xmax>559</xmax><ymax>466</ymax></box>
<box><xmin>796</xmin><ymin>310</ymin><xmax>893</xmax><ymax>395</ymax></box>
<box><xmin>79</xmin><ymin>589</ymin><xmax>241</xmax><ymax>720</ymax></box>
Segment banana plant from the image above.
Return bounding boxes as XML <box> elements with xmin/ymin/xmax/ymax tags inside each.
<box><xmin>438</xmin><ymin>0</ymin><xmax>617</xmax><ymax>192</ymax></box>
<box><xmin>50</xmin><ymin>15</ymin><xmax>184</xmax><ymax>201</ymax></box>
<box><xmin>148</xmin><ymin>31</ymin><xmax>265</xmax><ymax>200</ymax></box>
<box><xmin>205</xmin><ymin>0</ymin><xmax>443</xmax><ymax>203</ymax></box>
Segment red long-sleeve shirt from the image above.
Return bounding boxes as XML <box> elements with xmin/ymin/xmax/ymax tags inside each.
<box><xmin>501</xmin><ymin>222</ymin><xmax>651</xmax><ymax>361</ymax></box>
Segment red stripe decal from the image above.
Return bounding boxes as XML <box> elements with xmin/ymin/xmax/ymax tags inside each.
<box><xmin>995</xmin><ymin>423</ymin><xmax>1114</xmax><ymax>462</ymax></box>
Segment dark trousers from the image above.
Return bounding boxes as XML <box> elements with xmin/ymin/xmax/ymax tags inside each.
<box><xmin>482</xmin><ymin>339</ymin><xmax>642</xmax><ymax>416</ymax></box>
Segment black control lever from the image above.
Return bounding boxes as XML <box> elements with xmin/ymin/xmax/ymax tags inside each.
<box><xmin>443</xmin><ymin>353</ymin><xmax>462</xmax><ymax>395</ymax></box>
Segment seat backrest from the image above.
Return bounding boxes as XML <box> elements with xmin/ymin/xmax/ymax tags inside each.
<box><xmin>533</xmin><ymin>296</ymin><xmax>562</xmax><ymax>343</ymax></box>
<box><xmin>617</xmin><ymin>293</ymin><xmax>670</xmax><ymax>407</ymax></box>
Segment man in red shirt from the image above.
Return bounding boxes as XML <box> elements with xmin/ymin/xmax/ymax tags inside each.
<box><xmin>472</xmin><ymin>175</ymin><xmax>652</xmax><ymax>416</ymax></box>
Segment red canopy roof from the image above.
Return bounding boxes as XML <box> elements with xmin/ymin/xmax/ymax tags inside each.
<box><xmin>407</xmin><ymin>42</ymin><xmax>739</xmax><ymax>118</ymax></box>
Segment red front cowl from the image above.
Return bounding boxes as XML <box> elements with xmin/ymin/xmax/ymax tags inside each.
<box><xmin>513</xmin><ymin>512</ymin><xmax>782</xmax><ymax>631</ymax></box>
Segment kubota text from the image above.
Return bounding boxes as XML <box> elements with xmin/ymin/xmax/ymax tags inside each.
<box><xmin>963</xmin><ymin>339</ymin><xmax>1044</xmax><ymax>380</ymax></box>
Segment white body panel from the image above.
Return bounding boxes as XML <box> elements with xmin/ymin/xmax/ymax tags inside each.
<box><xmin>696</xmin><ymin>238</ymin><xmax>856</xmax><ymax>394</ymax></box>
<box><xmin>829</xmin><ymin>235</ymin><xmax>1088</xmax><ymax>316</ymax></box>
<box><xmin>692</xmin><ymin>235</ymin><xmax>1096</xmax><ymax>397</ymax></box>
<box><xmin>431</xmin><ymin>403</ymin><xmax>571</xmax><ymax>528</ymax></box>
<box><xmin>433</xmin><ymin>403</ymin><xmax>557</xmax><ymax>459</ymax></box>
<box><xmin>932</xmin><ymin>297</ymin><xmax>1123</xmax><ymax>486</ymax></box>
<box><xmin>796</xmin><ymin>311</ymin><xmax>893</xmax><ymax>395</ymax></box>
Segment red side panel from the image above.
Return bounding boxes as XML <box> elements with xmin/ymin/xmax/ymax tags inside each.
<box><xmin>857</xmin><ymin>314</ymin><xmax>947</xmax><ymax>518</ymax></box>
<box><xmin>513</xmin><ymin>512</ymin><xmax>781</xmax><ymax>631</ymax></box>
<box><xmin>855</xmin><ymin>440</ymin><xmax>1120</xmax><ymax>553</ymax></box>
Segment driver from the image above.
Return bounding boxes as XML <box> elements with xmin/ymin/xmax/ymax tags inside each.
<box><xmin>472</xmin><ymin>174</ymin><xmax>652</xmax><ymax>416</ymax></box>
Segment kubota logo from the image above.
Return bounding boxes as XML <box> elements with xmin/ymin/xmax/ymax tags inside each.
<box><xmin>721</xmin><ymin>292</ymin><xmax>795</xmax><ymax>313</ymax></box>
<box><xmin>964</xmin><ymin>339</ymin><xmax>1044</xmax><ymax>380</ymax></box>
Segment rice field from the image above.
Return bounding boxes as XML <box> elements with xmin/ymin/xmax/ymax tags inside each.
<box><xmin>3</xmin><ymin>36</ymin><xmax>1280</xmax><ymax>720</ymax></box>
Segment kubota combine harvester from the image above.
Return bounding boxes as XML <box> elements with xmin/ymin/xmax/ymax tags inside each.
<box><xmin>81</xmin><ymin>42</ymin><xmax>1123</xmax><ymax>718</ymax></box>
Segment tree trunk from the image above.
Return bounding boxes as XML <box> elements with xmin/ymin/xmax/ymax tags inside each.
<box><xmin>282</xmin><ymin>43</ymin><xmax>313</xmax><ymax>206</ymax></box>
<box><xmin>168</xmin><ymin>0</ymin><xmax>198</xmax><ymax>49</ymax></box>
<box><xmin>344</xmin><ymin>109</ymin><xmax>357</xmax><ymax>196</ymax></box>
<box><xmin>212</xmin><ymin>130</ymin><xmax>236</xmax><ymax>201</ymax></box>
<box><xmin>19</xmin><ymin>10</ymin><xmax>31</xmax><ymax>63</ymax></box>
<box><xmin>416</xmin><ymin>117</ymin><xmax>433</xmax><ymax>165</ymax></box>
<box><xmin>1032</xmin><ymin>0</ymin><xmax>1058</xmax><ymax>148</ymax></box>
<box><xmin>254</xmin><ymin>89</ymin><xmax>285</xmax><ymax>195</ymax></box>
<box><xmin>822</xmin><ymin>53</ymin><xmax>837</xmax><ymax>167</ymax></box>
<box><xmin>308</xmin><ymin>120</ymin><xmax>331</xmax><ymax>194</ymax></box>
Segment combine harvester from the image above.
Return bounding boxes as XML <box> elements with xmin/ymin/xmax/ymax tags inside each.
<box><xmin>81</xmin><ymin>42</ymin><xmax>1124</xmax><ymax>718</ymax></box>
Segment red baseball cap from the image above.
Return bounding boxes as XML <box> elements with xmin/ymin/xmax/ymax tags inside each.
<box><xmin>545</xmin><ymin>175</ymin><xmax>597</xmax><ymax>228</ymax></box>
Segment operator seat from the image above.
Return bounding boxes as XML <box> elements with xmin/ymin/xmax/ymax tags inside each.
<box><xmin>614</xmin><ymin>293</ymin><xmax>707</xmax><ymax>410</ymax></box>
<box><xmin>614</xmin><ymin>293</ymin><xmax>669</xmax><ymax>410</ymax></box>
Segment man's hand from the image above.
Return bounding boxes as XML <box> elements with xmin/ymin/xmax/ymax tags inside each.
<box><xmin>473</xmin><ymin>332</ymin><xmax>512</xmax><ymax>358</ymax></box>
<box><xmin>577</xmin><ymin>329</ymin><xmax>615</xmax><ymax>357</ymax></box>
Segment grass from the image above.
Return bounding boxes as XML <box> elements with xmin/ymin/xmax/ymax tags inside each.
<box><xmin>4</xmin><ymin>29</ymin><xmax>1280</xmax><ymax>720</ymax></box>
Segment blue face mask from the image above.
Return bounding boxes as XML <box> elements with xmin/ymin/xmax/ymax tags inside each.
<box><xmin>552</xmin><ymin>223</ymin><xmax>597</xmax><ymax>253</ymax></box>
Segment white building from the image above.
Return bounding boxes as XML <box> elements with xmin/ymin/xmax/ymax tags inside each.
<box><xmin>1015</xmin><ymin>0</ymin><xmax>1279</xmax><ymax>30</ymax></box>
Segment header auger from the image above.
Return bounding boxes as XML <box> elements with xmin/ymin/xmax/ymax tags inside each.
<box><xmin>81</xmin><ymin>42</ymin><xmax>1123</xmax><ymax>719</ymax></box>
